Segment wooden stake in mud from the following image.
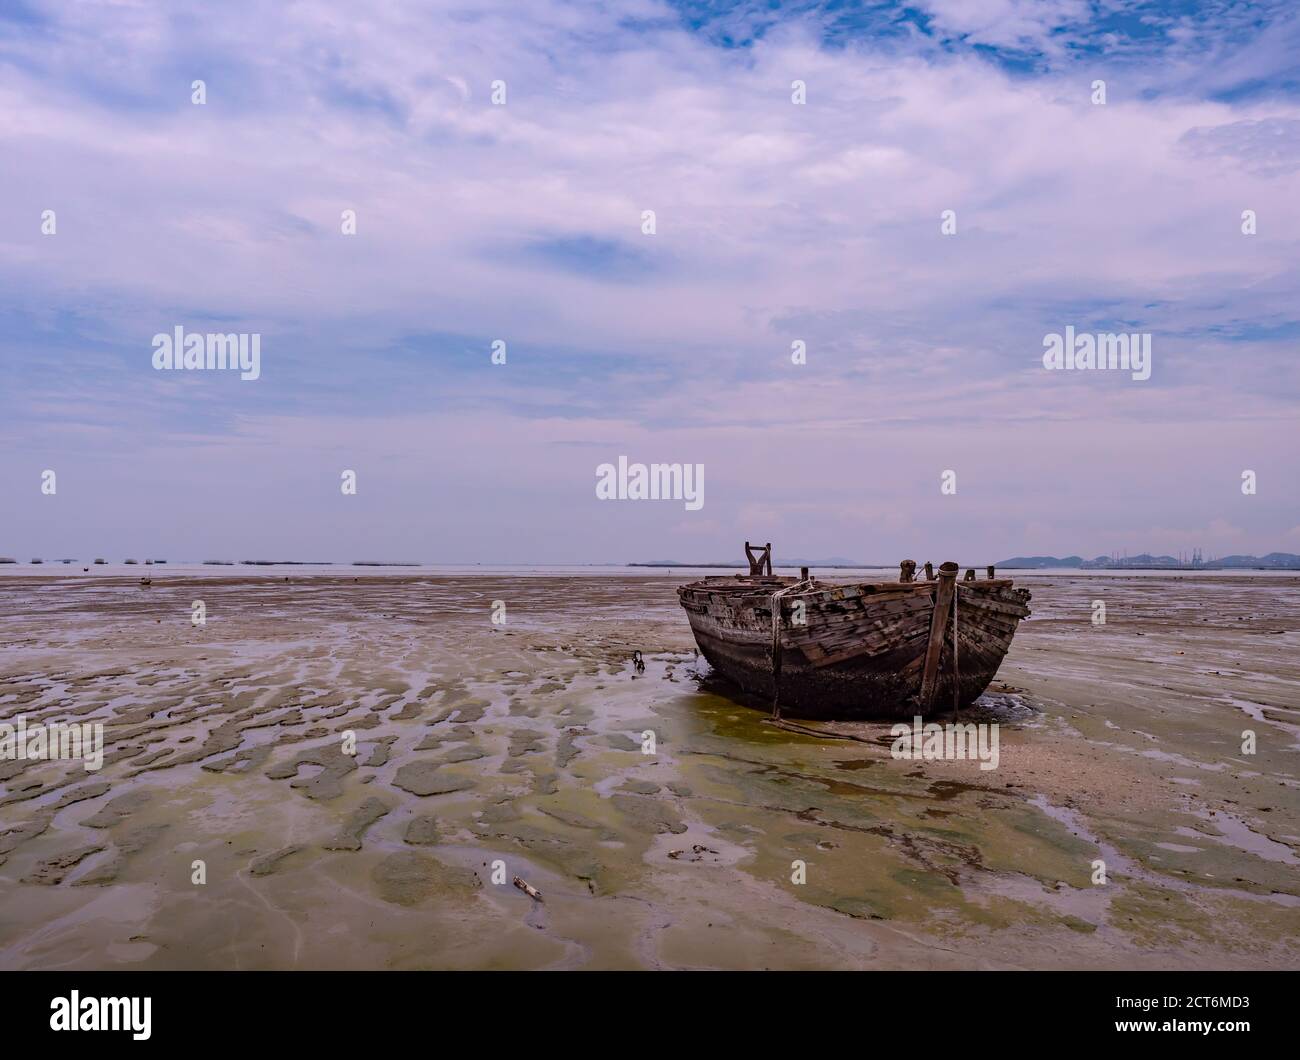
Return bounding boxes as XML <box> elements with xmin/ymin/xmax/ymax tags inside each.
<box><xmin>918</xmin><ymin>562</ymin><xmax>959</xmax><ymax>713</ymax></box>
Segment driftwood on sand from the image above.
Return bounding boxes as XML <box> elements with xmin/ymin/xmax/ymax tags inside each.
<box><xmin>512</xmin><ymin>875</ymin><xmax>543</xmax><ymax>902</ymax></box>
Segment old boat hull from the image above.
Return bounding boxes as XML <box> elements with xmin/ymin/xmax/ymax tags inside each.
<box><xmin>678</xmin><ymin>573</ymin><xmax>1031</xmax><ymax>720</ymax></box>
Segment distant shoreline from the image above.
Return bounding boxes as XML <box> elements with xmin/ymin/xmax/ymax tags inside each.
<box><xmin>3</xmin><ymin>558</ymin><xmax>1298</xmax><ymax>573</ymax></box>
<box><xmin>633</xmin><ymin>553</ymin><xmax>1300</xmax><ymax>572</ymax></box>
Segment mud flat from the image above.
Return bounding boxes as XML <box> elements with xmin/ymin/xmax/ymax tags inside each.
<box><xmin>0</xmin><ymin>573</ymin><xmax>1296</xmax><ymax>969</ymax></box>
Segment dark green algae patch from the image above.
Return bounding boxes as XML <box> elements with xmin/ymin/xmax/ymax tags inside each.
<box><xmin>658</xmin><ymin>684</ymin><xmax>1099</xmax><ymax>930</ymax></box>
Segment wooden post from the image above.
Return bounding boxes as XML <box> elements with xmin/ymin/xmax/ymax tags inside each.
<box><xmin>770</xmin><ymin>592</ymin><xmax>784</xmax><ymax>718</ymax></box>
<box><xmin>800</xmin><ymin>566</ymin><xmax>809</xmax><ymax>581</ymax></box>
<box><xmin>986</xmin><ymin>565</ymin><xmax>995</xmax><ymax>579</ymax></box>
<box><xmin>918</xmin><ymin>562</ymin><xmax>958</xmax><ymax>713</ymax></box>
<box><xmin>952</xmin><ymin>578</ymin><xmax>961</xmax><ymax>714</ymax></box>
<box><xmin>899</xmin><ymin>559</ymin><xmax>917</xmax><ymax>583</ymax></box>
<box><xmin>964</xmin><ymin>568</ymin><xmax>975</xmax><ymax>581</ymax></box>
<box><xmin>745</xmin><ymin>541</ymin><xmax>773</xmax><ymax>576</ymax></box>
<box><xmin>923</xmin><ymin>561</ymin><xmax>935</xmax><ymax>581</ymax></box>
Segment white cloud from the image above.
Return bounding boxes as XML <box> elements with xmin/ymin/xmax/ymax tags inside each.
<box><xmin>1</xmin><ymin>0</ymin><xmax>1297</xmax><ymax>560</ymax></box>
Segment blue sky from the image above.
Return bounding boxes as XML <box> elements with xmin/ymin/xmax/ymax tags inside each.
<box><xmin>1</xmin><ymin>0</ymin><xmax>1297</xmax><ymax>563</ymax></box>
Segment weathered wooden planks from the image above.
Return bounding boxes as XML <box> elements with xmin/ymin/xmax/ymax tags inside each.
<box><xmin>676</xmin><ymin>557</ymin><xmax>1032</xmax><ymax>719</ymax></box>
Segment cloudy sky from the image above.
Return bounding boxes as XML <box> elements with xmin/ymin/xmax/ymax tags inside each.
<box><xmin>1</xmin><ymin>0</ymin><xmax>1297</xmax><ymax>564</ymax></box>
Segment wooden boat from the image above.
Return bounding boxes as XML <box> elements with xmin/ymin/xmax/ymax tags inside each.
<box><xmin>677</xmin><ymin>544</ymin><xmax>1031</xmax><ymax>720</ymax></box>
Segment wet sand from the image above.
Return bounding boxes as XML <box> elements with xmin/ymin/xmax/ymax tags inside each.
<box><xmin>0</xmin><ymin>572</ymin><xmax>1297</xmax><ymax>969</ymax></box>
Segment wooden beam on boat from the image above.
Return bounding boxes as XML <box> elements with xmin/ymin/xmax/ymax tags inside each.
<box><xmin>899</xmin><ymin>559</ymin><xmax>917</xmax><ymax>583</ymax></box>
<box><xmin>918</xmin><ymin>562</ymin><xmax>959</xmax><ymax>712</ymax></box>
<box><xmin>923</xmin><ymin>562</ymin><xmax>935</xmax><ymax>581</ymax></box>
<box><xmin>745</xmin><ymin>541</ymin><xmax>773</xmax><ymax>576</ymax></box>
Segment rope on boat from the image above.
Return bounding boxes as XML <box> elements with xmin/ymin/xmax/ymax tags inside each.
<box><xmin>768</xmin><ymin>579</ymin><xmax>812</xmax><ymax>720</ymax></box>
<box><xmin>952</xmin><ymin>580</ymin><xmax>961</xmax><ymax>713</ymax></box>
<box><xmin>765</xmin><ymin>718</ymin><xmax>879</xmax><ymax>743</ymax></box>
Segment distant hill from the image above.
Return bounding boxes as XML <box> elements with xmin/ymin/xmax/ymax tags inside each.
<box><xmin>997</xmin><ymin>552</ymin><xmax>1300</xmax><ymax>570</ymax></box>
<box><xmin>996</xmin><ymin>556</ymin><xmax>1084</xmax><ymax>569</ymax></box>
<box><xmin>1211</xmin><ymin>553</ymin><xmax>1300</xmax><ymax>569</ymax></box>
<box><xmin>1087</xmin><ymin>553</ymin><xmax>1182</xmax><ymax>568</ymax></box>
